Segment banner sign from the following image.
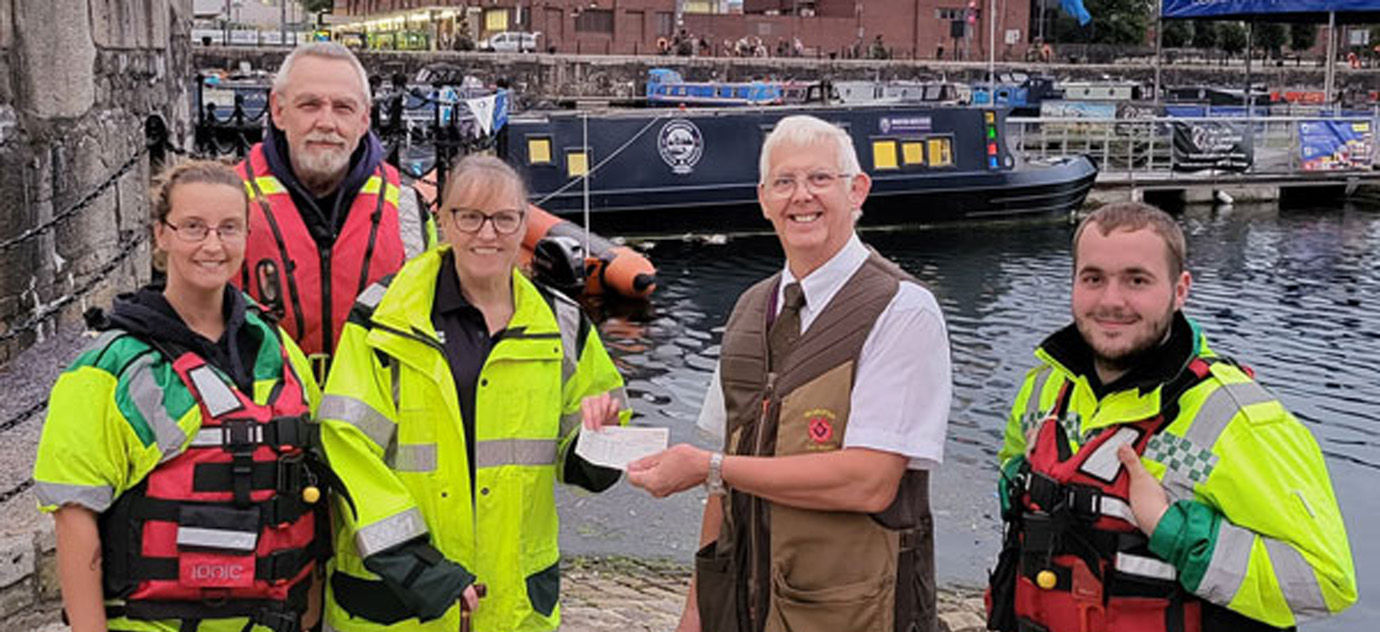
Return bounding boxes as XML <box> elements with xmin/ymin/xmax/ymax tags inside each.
<box><xmin>1171</xmin><ymin>120</ymin><xmax>1253</xmax><ymax>171</ymax></box>
<box><xmin>1298</xmin><ymin>119</ymin><xmax>1375</xmax><ymax>171</ymax></box>
<box><xmin>1163</xmin><ymin>0</ymin><xmax>1380</xmax><ymax>19</ymax></box>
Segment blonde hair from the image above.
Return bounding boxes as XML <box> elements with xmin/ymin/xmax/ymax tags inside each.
<box><xmin>442</xmin><ymin>154</ymin><xmax>529</xmax><ymax>211</ymax></box>
<box><xmin>149</xmin><ymin>160</ymin><xmax>248</xmax><ymax>270</ymax></box>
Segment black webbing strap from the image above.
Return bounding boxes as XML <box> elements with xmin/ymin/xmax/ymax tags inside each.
<box><xmin>131</xmin><ymin>494</ymin><xmax>313</xmax><ymax>528</ymax></box>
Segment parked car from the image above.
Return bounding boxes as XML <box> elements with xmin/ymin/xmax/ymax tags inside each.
<box><xmin>480</xmin><ymin>31</ymin><xmax>540</xmax><ymax>53</ymax></box>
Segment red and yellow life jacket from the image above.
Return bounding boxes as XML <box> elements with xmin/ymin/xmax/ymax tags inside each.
<box><xmin>235</xmin><ymin>144</ymin><xmax>405</xmax><ymax>360</ymax></box>
<box><xmin>998</xmin><ymin>359</ymin><xmax>1217</xmax><ymax>632</ymax></box>
<box><xmin>99</xmin><ymin>341</ymin><xmax>325</xmax><ymax>630</ymax></box>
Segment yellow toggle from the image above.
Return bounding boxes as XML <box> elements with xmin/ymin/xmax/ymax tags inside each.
<box><xmin>1036</xmin><ymin>570</ymin><xmax>1057</xmax><ymax>590</ymax></box>
<box><xmin>302</xmin><ymin>486</ymin><xmax>321</xmax><ymax>504</ymax></box>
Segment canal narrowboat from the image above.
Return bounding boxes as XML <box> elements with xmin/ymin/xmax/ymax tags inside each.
<box><xmin>645</xmin><ymin>68</ymin><xmax>815</xmax><ymax>107</ymax></box>
<box><xmin>499</xmin><ymin>103</ymin><xmax>1097</xmax><ymax>233</ymax></box>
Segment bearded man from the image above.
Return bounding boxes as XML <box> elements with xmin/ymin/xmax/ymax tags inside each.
<box><xmin>235</xmin><ymin>42</ymin><xmax>433</xmax><ymax>373</ymax></box>
<box><xmin>985</xmin><ymin>202</ymin><xmax>1355</xmax><ymax>632</ymax></box>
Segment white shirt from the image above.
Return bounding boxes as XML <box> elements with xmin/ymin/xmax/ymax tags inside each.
<box><xmin>697</xmin><ymin>234</ymin><xmax>952</xmax><ymax>469</ymax></box>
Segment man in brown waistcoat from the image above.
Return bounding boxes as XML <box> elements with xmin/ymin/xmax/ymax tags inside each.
<box><xmin>628</xmin><ymin>115</ymin><xmax>953</xmax><ymax>632</ymax></box>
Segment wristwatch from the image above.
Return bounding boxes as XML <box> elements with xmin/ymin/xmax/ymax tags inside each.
<box><xmin>705</xmin><ymin>451</ymin><xmax>726</xmax><ymax>495</ymax></box>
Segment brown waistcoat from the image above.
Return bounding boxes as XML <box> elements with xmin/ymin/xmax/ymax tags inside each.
<box><xmin>695</xmin><ymin>252</ymin><xmax>937</xmax><ymax>632</ymax></box>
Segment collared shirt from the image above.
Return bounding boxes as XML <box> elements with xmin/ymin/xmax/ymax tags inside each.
<box><xmin>697</xmin><ymin>233</ymin><xmax>953</xmax><ymax>469</ymax></box>
<box><xmin>432</xmin><ymin>251</ymin><xmax>495</xmax><ymax>487</ymax></box>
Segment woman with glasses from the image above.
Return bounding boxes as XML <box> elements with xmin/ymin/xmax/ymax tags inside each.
<box><xmin>317</xmin><ymin>154</ymin><xmax>631</xmax><ymax>632</ymax></box>
<box><xmin>33</xmin><ymin>160</ymin><xmax>327</xmax><ymax>632</ymax></box>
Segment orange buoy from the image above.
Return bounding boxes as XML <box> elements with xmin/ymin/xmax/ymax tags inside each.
<box><xmin>522</xmin><ymin>204</ymin><xmax>657</xmax><ymax>300</ymax></box>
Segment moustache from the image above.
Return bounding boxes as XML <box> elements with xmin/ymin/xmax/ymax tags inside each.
<box><xmin>303</xmin><ymin>133</ymin><xmax>348</xmax><ymax>148</ymax></box>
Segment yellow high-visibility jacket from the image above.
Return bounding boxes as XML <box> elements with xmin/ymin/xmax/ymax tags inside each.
<box><xmin>319</xmin><ymin>246</ymin><xmax>630</xmax><ymax>632</ymax></box>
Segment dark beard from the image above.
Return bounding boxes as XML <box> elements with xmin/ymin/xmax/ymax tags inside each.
<box><xmin>1088</xmin><ymin>311</ymin><xmax>1175</xmax><ymax>378</ymax></box>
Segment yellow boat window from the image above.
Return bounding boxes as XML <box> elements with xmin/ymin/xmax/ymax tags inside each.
<box><xmin>902</xmin><ymin>141</ymin><xmax>925</xmax><ymax>165</ymax></box>
<box><xmin>873</xmin><ymin>140</ymin><xmax>898</xmax><ymax>170</ymax></box>
<box><xmin>528</xmin><ymin>137</ymin><xmax>552</xmax><ymax>164</ymax></box>
<box><xmin>567</xmin><ymin>150</ymin><xmax>589</xmax><ymax>178</ymax></box>
<box><xmin>927</xmin><ymin>138</ymin><xmax>953</xmax><ymax>167</ymax></box>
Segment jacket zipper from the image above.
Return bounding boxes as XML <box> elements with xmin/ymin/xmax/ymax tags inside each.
<box><xmin>747</xmin><ymin>371</ymin><xmax>776</xmax><ymax>628</ymax></box>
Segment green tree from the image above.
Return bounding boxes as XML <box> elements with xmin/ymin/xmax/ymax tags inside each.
<box><xmin>1050</xmin><ymin>0</ymin><xmax>1153</xmax><ymax>45</ymax></box>
<box><xmin>1289</xmin><ymin>23</ymin><xmax>1318</xmax><ymax>53</ymax></box>
<box><xmin>1162</xmin><ymin>20</ymin><xmax>1193</xmax><ymax>48</ymax></box>
<box><xmin>1191</xmin><ymin>20</ymin><xmax>1218</xmax><ymax>50</ymax></box>
<box><xmin>1219</xmin><ymin>22</ymin><xmax>1248</xmax><ymax>58</ymax></box>
<box><xmin>1256</xmin><ymin>22</ymin><xmax>1287</xmax><ymax>59</ymax></box>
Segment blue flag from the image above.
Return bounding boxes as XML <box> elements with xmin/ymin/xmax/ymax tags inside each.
<box><xmin>1061</xmin><ymin>0</ymin><xmax>1092</xmax><ymax>26</ymax></box>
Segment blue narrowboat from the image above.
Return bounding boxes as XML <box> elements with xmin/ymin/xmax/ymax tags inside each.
<box><xmin>645</xmin><ymin>68</ymin><xmax>814</xmax><ymax>107</ymax></box>
<box><xmin>500</xmin><ymin>103</ymin><xmax>1097</xmax><ymax>233</ymax></box>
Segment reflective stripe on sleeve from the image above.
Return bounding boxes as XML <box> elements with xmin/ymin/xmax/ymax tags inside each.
<box><xmin>1116</xmin><ymin>552</ymin><xmax>1178</xmax><ymax>581</ymax></box>
<box><xmin>125</xmin><ymin>355</ymin><xmax>188</xmax><ymax>463</ymax></box>
<box><xmin>552</xmin><ymin>298</ymin><xmax>582</xmax><ymax>384</ymax></box>
<box><xmin>356</xmin><ymin>282</ymin><xmax>388</xmax><ymax>312</ymax></box>
<box><xmin>560</xmin><ymin>410</ymin><xmax>583</xmax><ymax>437</ymax></box>
<box><xmin>1264</xmin><ymin>537</ymin><xmax>1331</xmax><ymax>620</ymax></box>
<box><xmin>389</xmin><ymin>443</ymin><xmax>438</xmax><ymax>473</ymax></box>
<box><xmin>355</xmin><ymin>507</ymin><xmax>428</xmax><ymax>558</ymax></box>
<box><xmin>1021</xmin><ymin>368</ymin><xmax>1054</xmax><ymax>437</ymax></box>
<box><xmin>475</xmin><ymin>438</ymin><xmax>558</xmax><ymax>468</ymax></box>
<box><xmin>35</xmin><ymin>481</ymin><xmax>114</xmax><ymax>512</ymax></box>
<box><xmin>318</xmin><ymin>394</ymin><xmax>396</xmax><ymax>449</ymax></box>
<box><xmin>1195</xmin><ymin>519</ymin><xmax>1255</xmax><ymax>605</ymax></box>
<box><xmin>397</xmin><ymin>187</ymin><xmax>427</xmax><ymax>259</ymax></box>
<box><xmin>1184</xmin><ymin>381</ymin><xmax>1275</xmax><ymax>450</ymax></box>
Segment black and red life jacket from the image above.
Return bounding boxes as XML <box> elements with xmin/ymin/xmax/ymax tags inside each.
<box><xmin>99</xmin><ymin>339</ymin><xmax>326</xmax><ymax>631</ymax></box>
<box><xmin>990</xmin><ymin>358</ymin><xmax>1218</xmax><ymax>632</ymax></box>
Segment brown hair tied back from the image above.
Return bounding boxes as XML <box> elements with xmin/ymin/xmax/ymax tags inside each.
<box><xmin>149</xmin><ymin>159</ymin><xmax>248</xmax><ymax>270</ymax></box>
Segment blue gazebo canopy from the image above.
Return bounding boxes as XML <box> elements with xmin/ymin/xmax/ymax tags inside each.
<box><xmin>1162</xmin><ymin>0</ymin><xmax>1380</xmax><ymax>23</ymax></box>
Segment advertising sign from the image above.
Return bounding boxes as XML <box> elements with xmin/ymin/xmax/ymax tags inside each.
<box><xmin>1298</xmin><ymin>119</ymin><xmax>1375</xmax><ymax>171</ymax></box>
<box><xmin>1171</xmin><ymin>120</ymin><xmax>1253</xmax><ymax>171</ymax></box>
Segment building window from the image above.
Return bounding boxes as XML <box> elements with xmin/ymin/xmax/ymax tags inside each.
<box><xmin>485</xmin><ymin>8</ymin><xmax>509</xmax><ymax>32</ymax></box>
<box><xmin>936</xmin><ymin>8</ymin><xmax>965</xmax><ymax>20</ymax></box>
<box><xmin>655</xmin><ymin>12</ymin><xmax>673</xmax><ymax>36</ymax></box>
<box><xmin>575</xmin><ymin>9</ymin><xmax>614</xmax><ymax>33</ymax></box>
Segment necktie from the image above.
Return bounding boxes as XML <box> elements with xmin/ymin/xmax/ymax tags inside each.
<box><xmin>768</xmin><ymin>282</ymin><xmax>805</xmax><ymax>369</ymax></box>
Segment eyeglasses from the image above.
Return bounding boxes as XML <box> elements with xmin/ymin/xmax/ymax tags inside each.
<box><xmin>763</xmin><ymin>171</ymin><xmax>852</xmax><ymax>198</ymax></box>
<box><xmin>449</xmin><ymin>208</ymin><xmax>525</xmax><ymax>235</ymax></box>
<box><xmin>162</xmin><ymin>219</ymin><xmax>247</xmax><ymax>243</ymax></box>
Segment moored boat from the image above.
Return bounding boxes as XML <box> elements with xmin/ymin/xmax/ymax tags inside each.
<box><xmin>645</xmin><ymin>68</ymin><xmax>814</xmax><ymax>107</ymax></box>
<box><xmin>499</xmin><ymin>103</ymin><xmax>1097</xmax><ymax>234</ymax></box>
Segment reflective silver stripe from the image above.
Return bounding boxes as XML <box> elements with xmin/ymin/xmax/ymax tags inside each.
<box><xmin>552</xmin><ymin>297</ymin><xmax>582</xmax><ymax>384</ymax></box>
<box><xmin>1097</xmin><ymin>496</ymin><xmax>1137</xmax><ymax>523</ymax></box>
<box><xmin>190</xmin><ymin>425</ymin><xmax>264</xmax><ymax>448</ymax></box>
<box><xmin>177</xmin><ymin>526</ymin><xmax>258</xmax><ymax>553</ymax></box>
<box><xmin>1184</xmin><ymin>381</ymin><xmax>1275</xmax><ymax>450</ymax></box>
<box><xmin>125</xmin><ymin>354</ymin><xmax>188</xmax><ymax>463</ymax></box>
<box><xmin>318</xmin><ymin>394</ymin><xmax>396</xmax><ymax>448</ymax></box>
<box><xmin>1025</xmin><ymin>368</ymin><xmax>1054</xmax><ymax>420</ymax></box>
<box><xmin>357</xmin><ymin>282</ymin><xmax>388</xmax><ymax>312</ymax></box>
<box><xmin>390</xmin><ymin>443</ymin><xmax>439</xmax><ymax>472</ymax></box>
<box><xmin>1077</xmin><ymin>427</ymin><xmax>1140</xmax><ymax>482</ymax></box>
<box><xmin>1116</xmin><ymin>552</ymin><xmax>1178</xmax><ymax>581</ymax></box>
<box><xmin>187</xmin><ymin>365</ymin><xmax>243</xmax><ymax>418</ymax></box>
<box><xmin>397</xmin><ymin>186</ymin><xmax>427</xmax><ymax>259</ymax></box>
<box><xmin>475</xmin><ymin>438</ymin><xmax>558</xmax><ymax>468</ymax></box>
<box><xmin>560</xmin><ymin>410</ymin><xmax>583</xmax><ymax>437</ymax></box>
<box><xmin>610</xmin><ymin>386</ymin><xmax>631</xmax><ymax>412</ymax></box>
<box><xmin>1196</xmin><ymin>520</ymin><xmax>1255</xmax><ymax>604</ymax></box>
<box><xmin>35</xmin><ymin>481</ymin><xmax>114</xmax><ymax>512</ymax></box>
<box><xmin>1264</xmin><ymin>537</ymin><xmax>1331</xmax><ymax>619</ymax></box>
<box><xmin>355</xmin><ymin>507</ymin><xmax>428</xmax><ymax>558</ymax></box>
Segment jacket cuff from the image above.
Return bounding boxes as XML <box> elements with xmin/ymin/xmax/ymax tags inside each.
<box><xmin>561</xmin><ymin>432</ymin><xmax>621</xmax><ymax>492</ymax></box>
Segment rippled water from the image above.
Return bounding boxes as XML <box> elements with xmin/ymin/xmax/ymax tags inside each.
<box><xmin>560</xmin><ymin>202</ymin><xmax>1380</xmax><ymax>630</ymax></box>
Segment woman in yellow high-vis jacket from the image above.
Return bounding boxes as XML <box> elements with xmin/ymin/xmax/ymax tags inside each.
<box><xmin>317</xmin><ymin>155</ymin><xmax>631</xmax><ymax>632</ymax></box>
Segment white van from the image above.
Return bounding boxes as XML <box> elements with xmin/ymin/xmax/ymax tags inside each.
<box><xmin>481</xmin><ymin>31</ymin><xmax>540</xmax><ymax>53</ymax></box>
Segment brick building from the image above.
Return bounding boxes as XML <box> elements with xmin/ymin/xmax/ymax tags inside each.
<box><xmin>333</xmin><ymin>1</ymin><xmax>1032</xmax><ymax>60</ymax></box>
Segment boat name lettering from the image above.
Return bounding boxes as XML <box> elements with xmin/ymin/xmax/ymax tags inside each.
<box><xmin>879</xmin><ymin>116</ymin><xmax>932</xmax><ymax>135</ymax></box>
<box><xmin>658</xmin><ymin>119</ymin><xmax>704</xmax><ymax>175</ymax></box>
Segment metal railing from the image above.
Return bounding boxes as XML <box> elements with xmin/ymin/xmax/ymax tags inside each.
<box><xmin>1007</xmin><ymin>114</ymin><xmax>1379</xmax><ymax>180</ymax></box>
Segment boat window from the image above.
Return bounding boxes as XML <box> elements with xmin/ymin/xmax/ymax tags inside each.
<box><xmin>872</xmin><ymin>140</ymin><xmax>899</xmax><ymax>170</ymax></box>
<box><xmin>737</xmin><ymin>88</ymin><xmax>748</xmax><ymax>98</ymax></box>
<box><xmin>566</xmin><ymin>150</ymin><xmax>590</xmax><ymax>178</ymax></box>
<box><xmin>926</xmin><ymin>137</ymin><xmax>953</xmax><ymax>167</ymax></box>
<box><xmin>902</xmin><ymin>141</ymin><xmax>925</xmax><ymax>166</ymax></box>
<box><xmin>528</xmin><ymin>137</ymin><xmax>552</xmax><ymax>165</ymax></box>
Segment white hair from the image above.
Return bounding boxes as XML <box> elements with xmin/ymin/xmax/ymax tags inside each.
<box><xmin>271</xmin><ymin>42</ymin><xmax>371</xmax><ymax>104</ymax></box>
<box><xmin>758</xmin><ymin>115</ymin><xmax>862</xmax><ymax>184</ymax></box>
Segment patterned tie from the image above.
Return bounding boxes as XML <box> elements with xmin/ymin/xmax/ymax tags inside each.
<box><xmin>768</xmin><ymin>282</ymin><xmax>805</xmax><ymax>369</ymax></box>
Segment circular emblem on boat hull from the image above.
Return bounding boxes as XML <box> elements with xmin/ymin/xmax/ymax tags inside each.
<box><xmin>658</xmin><ymin>119</ymin><xmax>704</xmax><ymax>175</ymax></box>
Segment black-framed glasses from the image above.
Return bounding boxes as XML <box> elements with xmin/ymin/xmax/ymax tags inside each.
<box><xmin>162</xmin><ymin>219</ymin><xmax>246</xmax><ymax>243</ymax></box>
<box><xmin>448</xmin><ymin>208</ymin><xmax>525</xmax><ymax>235</ymax></box>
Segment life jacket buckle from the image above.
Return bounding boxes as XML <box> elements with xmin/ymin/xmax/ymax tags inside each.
<box><xmin>222</xmin><ymin>418</ymin><xmax>260</xmax><ymax>451</ymax></box>
<box><xmin>277</xmin><ymin>452</ymin><xmax>305</xmax><ymax>494</ymax></box>
<box><xmin>1066</xmin><ymin>485</ymin><xmax>1102</xmax><ymax>522</ymax></box>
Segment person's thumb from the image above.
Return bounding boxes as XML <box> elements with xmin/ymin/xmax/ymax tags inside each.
<box><xmin>1117</xmin><ymin>443</ymin><xmax>1147</xmax><ymax>479</ymax></box>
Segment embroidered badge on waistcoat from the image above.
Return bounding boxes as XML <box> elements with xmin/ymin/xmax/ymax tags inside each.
<box><xmin>804</xmin><ymin>408</ymin><xmax>837</xmax><ymax>448</ymax></box>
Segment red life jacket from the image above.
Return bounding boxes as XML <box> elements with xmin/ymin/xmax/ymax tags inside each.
<box><xmin>1003</xmin><ymin>359</ymin><xmax>1216</xmax><ymax>632</ymax></box>
<box><xmin>234</xmin><ymin>144</ymin><xmax>406</xmax><ymax>359</ymax></box>
<box><xmin>99</xmin><ymin>340</ymin><xmax>325</xmax><ymax>630</ymax></box>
